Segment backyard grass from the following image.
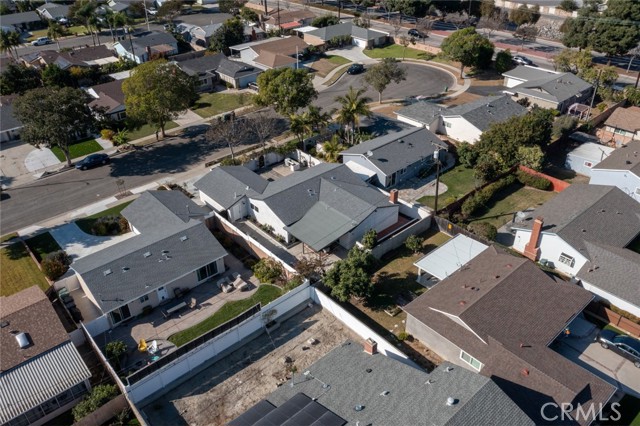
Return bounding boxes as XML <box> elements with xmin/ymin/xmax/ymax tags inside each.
<box><xmin>24</xmin><ymin>232</ymin><xmax>62</xmax><ymax>262</ymax></box>
<box><xmin>192</xmin><ymin>93</ymin><xmax>255</xmax><ymax>118</ymax></box>
<box><xmin>75</xmin><ymin>201</ymin><xmax>134</xmax><ymax>235</ymax></box>
<box><xmin>0</xmin><ymin>243</ymin><xmax>50</xmax><ymax>297</ymax></box>
<box><xmin>168</xmin><ymin>285</ymin><xmax>283</xmax><ymax>347</ymax></box>
<box><xmin>127</xmin><ymin>121</ymin><xmax>179</xmax><ymax>141</ymax></box>
<box><xmin>468</xmin><ymin>183</ymin><xmax>556</xmax><ymax>229</ymax></box>
<box><xmin>364</xmin><ymin>44</ymin><xmax>435</xmax><ymax>60</ymax></box>
<box><xmin>417</xmin><ymin>164</ymin><xmax>479</xmax><ymax>209</ymax></box>
<box><xmin>51</xmin><ymin>139</ymin><xmax>103</xmax><ymax>161</ymax></box>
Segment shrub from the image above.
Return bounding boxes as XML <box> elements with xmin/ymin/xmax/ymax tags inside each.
<box><xmin>72</xmin><ymin>384</ymin><xmax>119</xmax><ymax>422</ymax></box>
<box><xmin>495</xmin><ymin>50</ymin><xmax>513</xmax><ymax>74</ymax></box>
<box><xmin>361</xmin><ymin>229</ymin><xmax>377</xmax><ymax>249</ymax></box>
<box><xmin>468</xmin><ymin>222</ymin><xmax>498</xmax><ymax>241</ymax></box>
<box><xmin>516</xmin><ymin>170</ymin><xmax>551</xmax><ymax>190</ymax></box>
<box><xmin>101</xmin><ymin>129</ymin><xmax>115</xmax><ymax>140</ymax></box>
<box><xmin>457</xmin><ymin>142</ymin><xmax>478</xmax><ymax>168</ymax></box>
<box><xmin>252</xmin><ymin>258</ymin><xmax>284</xmax><ymax>284</ymax></box>
<box><xmin>112</xmin><ymin>130</ymin><xmax>129</xmax><ymax>146</ymax></box>
<box><xmin>91</xmin><ymin>216</ymin><xmax>123</xmax><ymax>236</ymax></box>
<box><xmin>552</xmin><ymin>115</ymin><xmax>578</xmax><ymax>139</ymax></box>
<box><xmin>284</xmin><ymin>274</ymin><xmax>304</xmax><ymax>292</ymax></box>
<box><xmin>405</xmin><ymin>234</ymin><xmax>424</xmax><ymax>253</ymax></box>
<box><xmin>397</xmin><ymin>332</ymin><xmax>412</xmax><ymax>341</ymax></box>
<box><xmin>119</xmin><ymin>216</ymin><xmax>129</xmax><ymax>233</ymax></box>
<box><xmin>41</xmin><ymin>250</ymin><xmax>72</xmax><ymax>280</ymax></box>
<box><xmin>220</xmin><ymin>157</ymin><xmax>242</xmax><ymax>166</ymax></box>
<box><xmin>105</xmin><ymin>340</ymin><xmax>127</xmax><ymax>371</ymax></box>
<box><xmin>462</xmin><ymin>175</ymin><xmax>516</xmax><ymax>218</ymax></box>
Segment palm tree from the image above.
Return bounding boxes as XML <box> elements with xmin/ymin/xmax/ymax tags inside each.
<box><xmin>0</xmin><ymin>30</ymin><xmax>21</xmax><ymax>61</ymax></box>
<box><xmin>333</xmin><ymin>86</ymin><xmax>372</xmax><ymax>145</ymax></box>
<box><xmin>74</xmin><ymin>1</ymin><xmax>98</xmax><ymax>46</ymax></box>
<box><xmin>47</xmin><ymin>21</ymin><xmax>66</xmax><ymax>50</ymax></box>
<box><xmin>322</xmin><ymin>136</ymin><xmax>345</xmax><ymax>163</ymax></box>
<box><xmin>89</xmin><ymin>14</ymin><xmax>103</xmax><ymax>45</ymax></box>
<box><xmin>289</xmin><ymin>113</ymin><xmax>306</xmax><ymax>145</ymax></box>
<box><xmin>304</xmin><ymin>105</ymin><xmax>330</xmax><ymax>137</ymax></box>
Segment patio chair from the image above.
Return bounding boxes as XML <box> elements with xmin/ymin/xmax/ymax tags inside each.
<box><xmin>148</xmin><ymin>340</ymin><xmax>158</xmax><ymax>355</ymax></box>
<box><xmin>188</xmin><ymin>297</ymin><xmax>197</xmax><ymax>309</ymax></box>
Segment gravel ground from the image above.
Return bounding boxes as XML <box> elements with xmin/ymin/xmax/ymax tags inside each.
<box><xmin>142</xmin><ymin>305</ymin><xmax>362</xmax><ymax>426</ymax></box>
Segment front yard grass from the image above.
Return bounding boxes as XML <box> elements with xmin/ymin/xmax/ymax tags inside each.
<box><xmin>326</xmin><ymin>55</ymin><xmax>351</xmax><ymax>65</ymax></box>
<box><xmin>51</xmin><ymin>139</ymin><xmax>103</xmax><ymax>161</ymax></box>
<box><xmin>364</xmin><ymin>44</ymin><xmax>435</xmax><ymax>60</ymax></box>
<box><xmin>467</xmin><ymin>182</ymin><xmax>556</xmax><ymax>229</ymax></box>
<box><xmin>168</xmin><ymin>285</ymin><xmax>283</xmax><ymax>347</ymax></box>
<box><xmin>75</xmin><ymin>201</ymin><xmax>134</xmax><ymax>235</ymax></box>
<box><xmin>1</xmin><ymin>233</ymin><xmax>18</xmax><ymax>243</ymax></box>
<box><xmin>0</xmin><ymin>243</ymin><xmax>50</xmax><ymax>296</ymax></box>
<box><xmin>417</xmin><ymin>164</ymin><xmax>479</xmax><ymax>209</ymax></box>
<box><xmin>24</xmin><ymin>232</ymin><xmax>62</xmax><ymax>262</ymax></box>
<box><xmin>26</xmin><ymin>25</ymin><xmax>86</xmax><ymax>41</ymax></box>
<box><xmin>192</xmin><ymin>92</ymin><xmax>255</xmax><ymax>118</ymax></box>
<box><xmin>126</xmin><ymin>121</ymin><xmax>179</xmax><ymax>141</ymax></box>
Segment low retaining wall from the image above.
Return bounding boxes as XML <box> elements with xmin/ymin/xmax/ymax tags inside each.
<box><xmin>518</xmin><ymin>165</ymin><xmax>570</xmax><ymax>192</ymax></box>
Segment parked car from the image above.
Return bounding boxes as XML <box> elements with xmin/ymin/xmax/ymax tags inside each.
<box><xmin>408</xmin><ymin>29</ymin><xmax>426</xmax><ymax>38</ymax></box>
<box><xmin>347</xmin><ymin>63</ymin><xmax>365</xmax><ymax>75</ymax></box>
<box><xmin>513</xmin><ymin>55</ymin><xmax>533</xmax><ymax>66</ymax></box>
<box><xmin>31</xmin><ymin>37</ymin><xmax>52</xmax><ymax>46</ymax></box>
<box><xmin>75</xmin><ymin>153</ymin><xmax>110</xmax><ymax>171</ymax></box>
<box><xmin>247</xmin><ymin>82</ymin><xmax>259</xmax><ymax>91</ymax></box>
<box><xmin>596</xmin><ymin>330</ymin><xmax>640</xmax><ymax>368</ymax></box>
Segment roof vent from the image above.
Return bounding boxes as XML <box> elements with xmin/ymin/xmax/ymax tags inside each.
<box><xmin>0</xmin><ymin>321</ymin><xmax>9</xmax><ymax>328</ymax></box>
<box><xmin>399</xmin><ymin>139</ymin><xmax>404</xmax><ymax>143</ymax></box>
<box><xmin>330</xmin><ymin>176</ymin><xmax>336</xmax><ymax>180</ymax></box>
<box><xmin>103</xmin><ymin>269</ymin><xmax>112</xmax><ymax>276</ymax></box>
<box><xmin>458</xmin><ymin>300</ymin><xmax>466</xmax><ymax>306</ymax></box>
<box><xmin>365</xmin><ymin>368</ymin><xmax>372</xmax><ymax>373</ymax></box>
<box><xmin>582</xmin><ymin>229</ymin><xmax>587</xmax><ymax>233</ymax></box>
<box><xmin>445</xmin><ymin>366</ymin><xmax>453</xmax><ymax>372</ymax></box>
<box><xmin>122</xmin><ymin>267</ymin><xmax>130</xmax><ymax>272</ymax></box>
<box><xmin>162</xmin><ymin>250</ymin><xmax>169</xmax><ymax>254</ymax></box>
<box><xmin>521</xmin><ymin>368</ymin><xmax>530</xmax><ymax>377</ymax></box>
<box><xmin>180</xmin><ymin>235</ymin><xmax>188</xmax><ymax>242</ymax></box>
<box><xmin>354</xmin><ymin>405</ymin><xmax>365</xmax><ymax>412</ymax></box>
<box><xmin>380</xmin><ymin>390</ymin><xmax>390</xmax><ymax>396</ymax></box>
<box><xmin>143</xmin><ymin>251</ymin><xmax>152</xmax><ymax>258</ymax></box>
<box><xmin>426</xmin><ymin>379</ymin><xmax>434</xmax><ymax>385</ymax></box>
<box><xmin>446</xmin><ymin>397</ymin><xmax>457</xmax><ymax>406</ymax></box>
<box><xmin>627</xmin><ymin>160</ymin><xmax>633</xmax><ymax>164</ymax></box>
<box><xmin>15</xmin><ymin>332</ymin><xmax>30</xmax><ymax>349</ymax></box>
<box><xmin>366</xmin><ymin>150</ymin><xmax>373</xmax><ymax>157</ymax></box>
<box><xmin>494</xmin><ymin>275</ymin><xmax>500</xmax><ymax>279</ymax></box>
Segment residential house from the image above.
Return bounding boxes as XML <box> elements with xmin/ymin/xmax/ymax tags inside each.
<box><xmin>232</xmin><ymin>340</ymin><xmax>535</xmax><ymax>425</ymax></box>
<box><xmin>178</xmin><ymin>23</ymin><xmax>265</xmax><ymax>48</ymax></box>
<box><xmin>565</xmin><ymin>142</ymin><xmax>615</xmax><ymax>177</ymax></box>
<box><xmin>396</xmin><ymin>95</ymin><xmax>527</xmax><ymax>144</ymax></box>
<box><xmin>341</xmin><ymin>127</ymin><xmax>448</xmax><ymax>188</ymax></box>
<box><xmin>404</xmin><ymin>247</ymin><xmax>617</xmax><ymax>425</ymax></box>
<box><xmin>596</xmin><ymin>106</ymin><xmax>640</xmax><ymax>147</ymax></box>
<box><xmin>0</xmin><ymin>287</ymin><xmax>92</xmax><ymax>426</ymax></box>
<box><xmin>0</xmin><ymin>95</ymin><xmax>22</xmax><ymax>143</ymax></box>
<box><xmin>263</xmin><ymin>9</ymin><xmax>315</xmax><ymax>31</ymax></box>
<box><xmin>303</xmin><ymin>22</ymin><xmax>389</xmax><ymax>49</ymax></box>
<box><xmin>195</xmin><ymin>163</ymin><xmax>400</xmax><ymax>252</ymax></box>
<box><xmin>71</xmin><ymin>190</ymin><xmax>227</xmax><ymax>327</ymax></box>
<box><xmin>113</xmin><ymin>31</ymin><xmax>178</xmax><ymax>64</ymax></box>
<box><xmin>0</xmin><ymin>11</ymin><xmax>44</xmax><ymax>32</ymax></box>
<box><xmin>229</xmin><ymin>36</ymin><xmax>309</xmax><ymax>70</ymax></box>
<box><xmin>174</xmin><ymin>51</ymin><xmax>261</xmax><ymax>91</ymax></box>
<box><xmin>20</xmin><ymin>46</ymin><xmax>119</xmax><ymax>70</ymax></box>
<box><xmin>511</xmin><ymin>184</ymin><xmax>640</xmax><ymax>316</ymax></box>
<box><xmin>502</xmin><ymin>65</ymin><xmax>593</xmax><ymax>112</ymax></box>
<box><xmin>590</xmin><ymin>140</ymin><xmax>640</xmax><ymax>202</ymax></box>
<box><xmin>87</xmin><ymin>79</ymin><xmax>126</xmax><ymax>121</ymax></box>
<box><xmin>36</xmin><ymin>2</ymin><xmax>70</xmax><ymax>21</ymax></box>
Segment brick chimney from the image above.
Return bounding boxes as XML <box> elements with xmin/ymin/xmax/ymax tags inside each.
<box><xmin>524</xmin><ymin>217</ymin><xmax>543</xmax><ymax>261</ymax></box>
<box><xmin>389</xmin><ymin>189</ymin><xmax>398</xmax><ymax>204</ymax></box>
<box><xmin>364</xmin><ymin>338</ymin><xmax>377</xmax><ymax>355</ymax></box>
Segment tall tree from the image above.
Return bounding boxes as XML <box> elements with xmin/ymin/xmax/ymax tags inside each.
<box><xmin>255</xmin><ymin>68</ymin><xmax>317</xmax><ymax>116</ymax></box>
<box><xmin>311</xmin><ymin>15</ymin><xmax>340</xmax><ymax>28</ymax></box>
<box><xmin>42</xmin><ymin>64</ymin><xmax>74</xmax><ymax>88</ymax></box>
<box><xmin>157</xmin><ymin>0</ymin><xmax>183</xmax><ymax>24</ymax></box>
<box><xmin>324</xmin><ymin>247</ymin><xmax>375</xmax><ymax>302</ymax></box>
<box><xmin>206</xmin><ymin>116</ymin><xmax>250</xmax><ymax>160</ymax></box>
<box><xmin>47</xmin><ymin>21</ymin><xmax>66</xmax><ymax>50</ymax></box>
<box><xmin>322</xmin><ymin>136</ymin><xmax>345</xmax><ymax>163</ymax></box>
<box><xmin>0</xmin><ymin>30</ymin><xmax>21</xmax><ymax>61</ymax></box>
<box><xmin>14</xmin><ymin>87</ymin><xmax>96</xmax><ymax>167</ymax></box>
<box><xmin>363</xmin><ymin>57</ymin><xmax>407</xmax><ymax>103</ymax></box>
<box><xmin>72</xmin><ymin>0</ymin><xmax>99</xmax><ymax>46</ymax></box>
<box><xmin>480</xmin><ymin>0</ymin><xmax>496</xmax><ymax>18</ymax></box>
<box><xmin>509</xmin><ymin>4</ymin><xmax>539</xmax><ymax>26</ymax></box>
<box><xmin>333</xmin><ymin>86</ymin><xmax>372</xmax><ymax>145</ymax></box>
<box><xmin>303</xmin><ymin>105</ymin><xmax>330</xmax><ymax>136</ymax></box>
<box><xmin>440</xmin><ymin>27</ymin><xmax>495</xmax><ymax>77</ymax></box>
<box><xmin>0</xmin><ymin>63</ymin><xmax>41</xmax><ymax>95</ymax></box>
<box><xmin>591</xmin><ymin>0</ymin><xmax>640</xmax><ymax>57</ymax></box>
<box><xmin>209</xmin><ymin>18</ymin><xmax>245</xmax><ymax>55</ymax></box>
<box><xmin>561</xmin><ymin>0</ymin><xmax>601</xmax><ymax>50</ymax></box>
<box><xmin>247</xmin><ymin>110</ymin><xmax>281</xmax><ymax>154</ymax></box>
<box><xmin>122</xmin><ymin>59</ymin><xmax>197</xmax><ymax>137</ymax></box>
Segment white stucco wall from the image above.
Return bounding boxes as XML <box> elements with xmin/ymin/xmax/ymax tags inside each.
<box><xmin>338</xmin><ymin>205</ymin><xmax>399</xmax><ymax>249</ymax></box>
<box><xmin>439</xmin><ymin>116</ymin><xmax>482</xmax><ymax>144</ymax></box>
<box><xmin>579</xmin><ymin>279</ymin><xmax>640</xmax><ymax>318</ymax></box>
<box><xmin>395</xmin><ymin>114</ymin><xmax>440</xmax><ymax>133</ymax></box>
<box><xmin>341</xmin><ymin>154</ymin><xmax>386</xmax><ymax>187</ymax></box>
<box><xmin>513</xmin><ymin>231</ymin><xmax>588</xmax><ymax>276</ymax></box>
<box><xmin>199</xmin><ymin>191</ymin><xmax>226</xmax><ymax>213</ymax></box>
<box><xmin>248</xmin><ymin>198</ymin><xmax>290</xmax><ymax>241</ymax></box>
<box><xmin>590</xmin><ymin>170</ymin><xmax>640</xmax><ymax>203</ymax></box>
<box><xmin>228</xmin><ymin>197</ymin><xmax>250</xmax><ymax>221</ymax></box>
<box><xmin>565</xmin><ymin>153</ymin><xmax>596</xmax><ymax>177</ymax></box>
<box><xmin>504</xmin><ymin>76</ymin><xmax>526</xmax><ymax>89</ymax></box>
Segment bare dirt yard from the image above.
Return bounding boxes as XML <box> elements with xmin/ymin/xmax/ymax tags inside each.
<box><xmin>142</xmin><ymin>305</ymin><xmax>361</xmax><ymax>426</ymax></box>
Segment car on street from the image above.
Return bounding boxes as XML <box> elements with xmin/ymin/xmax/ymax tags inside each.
<box><xmin>31</xmin><ymin>37</ymin><xmax>52</xmax><ymax>46</ymax></box>
<box><xmin>408</xmin><ymin>29</ymin><xmax>426</xmax><ymax>38</ymax></box>
<box><xmin>596</xmin><ymin>330</ymin><xmax>640</xmax><ymax>368</ymax></box>
<box><xmin>75</xmin><ymin>153</ymin><xmax>110</xmax><ymax>171</ymax></box>
<box><xmin>513</xmin><ymin>55</ymin><xmax>534</xmax><ymax>66</ymax></box>
<box><xmin>347</xmin><ymin>63</ymin><xmax>365</xmax><ymax>75</ymax></box>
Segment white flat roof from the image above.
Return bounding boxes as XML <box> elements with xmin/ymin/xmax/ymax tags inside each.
<box><xmin>414</xmin><ymin>234</ymin><xmax>488</xmax><ymax>280</ymax></box>
<box><xmin>567</xmin><ymin>142</ymin><xmax>615</xmax><ymax>163</ymax></box>
<box><xmin>296</xmin><ymin>26</ymin><xmax>318</xmax><ymax>33</ymax></box>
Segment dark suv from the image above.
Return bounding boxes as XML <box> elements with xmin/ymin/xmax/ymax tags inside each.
<box><xmin>347</xmin><ymin>63</ymin><xmax>364</xmax><ymax>75</ymax></box>
<box><xmin>75</xmin><ymin>153</ymin><xmax>110</xmax><ymax>171</ymax></box>
<box><xmin>408</xmin><ymin>29</ymin><xmax>426</xmax><ymax>38</ymax></box>
<box><xmin>596</xmin><ymin>330</ymin><xmax>640</xmax><ymax>368</ymax></box>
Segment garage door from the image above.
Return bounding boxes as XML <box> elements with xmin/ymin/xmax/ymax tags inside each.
<box><xmin>353</xmin><ymin>38</ymin><xmax>368</xmax><ymax>48</ymax></box>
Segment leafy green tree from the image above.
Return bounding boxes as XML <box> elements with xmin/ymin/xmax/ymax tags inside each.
<box><xmin>209</xmin><ymin>18</ymin><xmax>245</xmax><ymax>55</ymax></box>
<box><xmin>440</xmin><ymin>27</ymin><xmax>495</xmax><ymax>77</ymax></box>
<box><xmin>0</xmin><ymin>63</ymin><xmax>41</xmax><ymax>95</ymax></box>
<box><xmin>105</xmin><ymin>340</ymin><xmax>127</xmax><ymax>370</ymax></box>
<box><xmin>517</xmin><ymin>145</ymin><xmax>545</xmax><ymax>170</ymax></box>
<box><xmin>303</xmin><ymin>105</ymin><xmax>330</xmax><ymax>136</ymax></box>
<box><xmin>289</xmin><ymin>113</ymin><xmax>306</xmax><ymax>143</ymax></box>
<box><xmin>47</xmin><ymin>21</ymin><xmax>66</xmax><ymax>50</ymax></box>
<box><xmin>240</xmin><ymin>6</ymin><xmax>258</xmax><ymax>22</ymax></box>
<box><xmin>480</xmin><ymin>0</ymin><xmax>496</xmax><ymax>18</ymax></box>
<box><xmin>72</xmin><ymin>385</ymin><xmax>119</xmax><ymax>422</ymax></box>
<box><xmin>219</xmin><ymin>0</ymin><xmax>244</xmax><ymax>13</ymax></box>
<box><xmin>552</xmin><ymin>48</ymin><xmax>592</xmax><ymax>73</ymax></box>
<box><xmin>324</xmin><ymin>247</ymin><xmax>375</xmax><ymax>302</ymax></box>
<box><xmin>103</xmin><ymin>9</ymin><xmax>129</xmax><ymax>42</ymax></box>
<box><xmin>591</xmin><ymin>0</ymin><xmax>640</xmax><ymax>57</ymax></box>
<box><xmin>255</xmin><ymin>68</ymin><xmax>317</xmax><ymax>116</ymax></box>
<box><xmin>361</xmin><ymin>229</ymin><xmax>377</xmax><ymax>249</ymax></box>
<box><xmin>581</xmin><ymin>66</ymin><xmax>619</xmax><ymax>87</ymax></box>
<box><xmin>509</xmin><ymin>4</ymin><xmax>539</xmax><ymax>26</ymax></box>
<box><xmin>513</xmin><ymin>24</ymin><xmax>538</xmax><ymax>47</ymax></box>
<box><xmin>157</xmin><ymin>0</ymin><xmax>183</xmax><ymax>24</ymax></box>
<box><xmin>42</xmin><ymin>64</ymin><xmax>73</xmax><ymax>88</ymax></box>
<box><xmin>71</xmin><ymin>0</ymin><xmax>99</xmax><ymax>46</ymax></box>
<box><xmin>558</xmin><ymin>0</ymin><xmax>578</xmax><ymax>11</ymax></box>
<box><xmin>252</xmin><ymin>258</ymin><xmax>285</xmax><ymax>284</ymax></box>
<box><xmin>457</xmin><ymin>142</ymin><xmax>478</xmax><ymax>168</ymax></box>
<box><xmin>333</xmin><ymin>86</ymin><xmax>372</xmax><ymax>145</ymax></box>
<box><xmin>494</xmin><ymin>49</ymin><xmax>513</xmax><ymax>73</ymax></box>
<box><xmin>0</xmin><ymin>30</ymin><xmax>21</xmax><ymax>61</ymax></box>
<box><xmin>312</xmin><ymin>15</ymin><xmax>340</xmax><ymax>28</ymax></box>
<box><xmin>364</xmin><ymin>58</ymin><xmax>407</xmax><ymax>103</ymax></box>
<box><xmin>123</xmin><ymin>60</ymin><xmax>196</xmax><ymax>138</ymax></box>
<box><xmin>561</xmin><ymin>0</ymin><xmax>601</xmax><ymax>50</ymax></box>
<box><xmin>624</xmin><ymin>87</ymin><xmax>640</xmax><ymax>106</ymax></box>
<box><xmin>405</xmin><ymin>234</ymin><xmax>424</xmax><ymax>253</ymax></box>
<box><xmin>14</xmin><ymin>87</ymin><xmax>96</xmax><ymax>166</ymax></box>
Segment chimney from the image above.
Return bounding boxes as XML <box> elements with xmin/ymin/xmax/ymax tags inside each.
<box><xmin>523</xmin><ymin>217</ymin><xmax>543</xmax><ymax>261</ymax></box>
<box><xmin>364</xmin><ymin>338</ymin><xmax>377</xmax><ymax>355</ymax></box>
<box><xmin>389</xmin><ymin>189</ymin><xmax>398</xmax><ymax>204</ymax></box>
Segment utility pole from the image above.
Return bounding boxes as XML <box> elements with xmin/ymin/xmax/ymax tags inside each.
<box><xmin>142</xmin><ymin>0</ymin><xmax>150</xmax><ymax>31</ymax></box>
<box><xmin>587</xmin><ymin>68</ymin><xmax>602</xmax><ymax>120</ymax></box>
<box><xmin>433</xmin><ymin>149</ymin><xmax>441</xmax><ymax>214</ymax></box>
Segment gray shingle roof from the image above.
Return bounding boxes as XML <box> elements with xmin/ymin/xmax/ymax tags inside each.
<box><xmin>502</xmin><ymin>65</ymin><xmax>554</xmax><ymax>82</ymax></box>
<box><xmin>505</xmin><ymin>67</ymin><xmax>592</xmax><ymax>104</ymax></box>
<box><xmin>591</xmin><ymin>139</ymin><xmax>640</xmax><ymax>176</ymax></box>
<box><xmin>395</xmin><ymin>100</ymin><xmax>443</xmax><ymax>125</ymax></box>
<box><xmin>175</xmin><ymin>52</ymin><xmax>224</xmax><ymax>75</ymax></box>
<box><xmin>442</xmin><ymin>95</ymin><xmax>527</xmax><ymax>131</ymax></box>
<box><xmin>306</xmin><ymin>22</ymin><xmax>387</xmax><ymax>41</ymax></box>
<box><xmin>217</xmin><ymin>58</ymin><xmax>261</xmax><ymax>79</ymax></box>
<box><xmin>512</xmin><ymin>184</ymin><xmax>640</xmax><ymax>256</ymax></box>
<box><xmin>124</xmin><ymin>32</ymin><xmax>177</xmax><ymax>54</ymax></box>
<box><xmin>0</xmin><ymin>98</ymin><xmax>21</xmax><ymax>131</ymax></box>
<box><xmin>266</xmin><ymin>340</ymin><xmax>535</xmax><ymax>426</ymax></box>
<box><xmin>194</xmin><ymin>166</ymin><xmax>269</xmax><ymax>210</ymax></box>
<box><xmin>341</xmin><ymin>127</ymin><xmax>446</xmax><ymax>176</ymax></box>
<box><xmin>578</xmin><ymin>241</ymin><xmax>640</xmax><ymax>309</ymax></box>
<box><xmin>1</xmin><ymin>11</ymin><xmax>40</xmax><ymax>25</ymax></box>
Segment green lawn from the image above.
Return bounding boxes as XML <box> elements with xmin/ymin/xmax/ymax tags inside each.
<box><xmin>417</xmin><ymin>164</ymin><xmax>479</xmax><ymax>209</ymax></box>
<box><xmin>126</xmin><ymin>121</ymin><xmax>179</xmax><ymax>141</ymax></box>
<box><xmin>364</xmin><ymin>44</ymin><xmax>435</xmax><ymax>60</ymax></box>
<box><xmin>168</xmin><ymin>285</ymin><xmax>283</xmax><ymax>347</ymax></box>
<box><xmin>192</xmin><ymin>93</ymin><xmax>255</xmax><ymax>119</ymax></box>
<box><xmin>468</xmin><ymin>183</ymin><xmax>556</xmax><ymax>229</ymax></box>
<box><xmin>0</xmin><ymin>243</ymin><xmax>50</xmax><ymax>297</ymax></box>
<box><xmin>602</xmin><ymin>395</ymin><xmax>640</xmax><ymax>426</ymax></box>
<box><xmin>51</xmin><ymin>139</ymin><xmax>103</xmax><ymax>161</ymax></box>
<box><xmin>27</xmin><ymin>25</ymin><xmax>87</xmax><ymax>41</ymax></box>
<box><xmin>326</xmin><ymin>55</ymin><xmax>351</xmax><ymax>65</ymax></box>
<box><xmin>75</xmin><ymin>201</ymin><xmax>134</xmax><ymax>235</ymax></box>
<box><xmin>24</xmin><ymin>232</ymin><xmax>62</xmax><ymax>262</ymax></box>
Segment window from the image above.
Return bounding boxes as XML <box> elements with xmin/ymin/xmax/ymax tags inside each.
<box><xmin>444</xmin><ymin>121</ymin><xmax>451</xmax><ymax>128</ymax></box>
<box><xmin>614</xmin><ymin>128</ymin><xmax>627</xmax><ymax>135</ymax></box>
<box><xmin>139</xmin><ymin>295</ymin><xmax>149</xmax><ymax>303</ymax></box>
<box><xmin>460</xmin><ymin>350</ymin><xmax>483</xmax><ymax>371</ymax></box>
<box><xmin>399</xmin><ymin>167</ymin><xmax>407</xmax><ymax>175</ymax></box>
<box><xmin>558</xmin><ymin>253</ymin><xmax>575</xmax><ymax>267</ymax></box>
<box><xmin>197</xmin><ymin>261</ymin><xmax>219</xmax><ymax>281</ymax></box>
<box><xmin>584</xmin><ymin>161</ymin><xmax>593</xmax><ymax>168</ymax></box>
<box><xmin>250</xmin><ymin>203</ymin><xmax>259</xmax><ymax>213</ymax></box>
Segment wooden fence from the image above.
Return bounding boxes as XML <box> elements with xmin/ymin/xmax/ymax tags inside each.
<box><xmin>584</xmin><ymin>302</ymin><xmax>640</xmax><ymax>337</ymax></box>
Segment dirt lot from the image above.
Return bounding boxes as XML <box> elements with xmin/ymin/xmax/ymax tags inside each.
<box><xmin>142</xmin><ymin>305</ymin><xmax>361</xmax><ymax>426</ymax></box>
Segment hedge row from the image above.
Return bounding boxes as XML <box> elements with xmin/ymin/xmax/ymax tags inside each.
<box><xmin>461</xmin><ymin>175</ymin><xmax>516</xmax><ymax>218</ymax></box>
<box><xmin>515</xmin><ymin>170</ymin><xmax>552</xmax><ymax>190</ymax></box>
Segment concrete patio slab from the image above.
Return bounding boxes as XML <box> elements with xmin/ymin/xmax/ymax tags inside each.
<box><xmin>49</xmin><ymin>222</ymin><xmax>135</xmax><ymax>260</ymax></box>
<box><xmin>24</xmin><ymin>146</ymin><xmax>60</xmax><ymax>172</ymax></box>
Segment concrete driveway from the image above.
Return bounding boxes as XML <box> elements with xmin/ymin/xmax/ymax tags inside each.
<box><xmin>553</xmin><ymin>316</ymin><xmax>640</xmax><ymax>397</ymax></box>
<box><xmin>49</xmin><ymin>222</ymin><xmax>135</xmax><ymax>260</ymax></box>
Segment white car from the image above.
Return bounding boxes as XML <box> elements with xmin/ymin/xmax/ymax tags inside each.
<box><xmin>31</xmin><ymin>37</ymin><xmax>52</xmax><ymax>46</ymax></box>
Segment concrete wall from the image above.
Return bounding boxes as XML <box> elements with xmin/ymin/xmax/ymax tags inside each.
<box><xmin>339</xmin><ymin>205</ymin><xmax>399</xmax><ymax>249</ymax></box>
<box><xmin>84</xmin><ymin>314</ymin><xmax>111</xmax><ymax>337</ymax></box>
<box><xmin>55</xmin><ymin>274</ymin><xmax>81</xmax><ymax>292</ymax></box>
<box><xmin>590</xmin><ymin>169</ymin><xmax>640</xmax><ymax>203</ymax></box>
<box><xmin>440</xmin><ymin>116</ymin><xmax>481</xmax><ymax>144</ymax></box>
<box><xmin>565</xmin><ymin>152</ymin><xmax>596</xmax><ymax>177</ymax></box>
<box><xmin>371</xmin><ymin>214</ymin><xmax>432</xmax><ymax>259</ymax></box>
